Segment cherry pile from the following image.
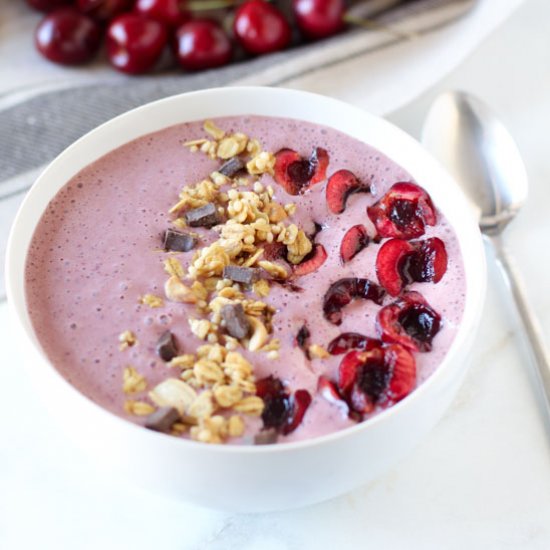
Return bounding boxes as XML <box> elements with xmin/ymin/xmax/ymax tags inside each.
<box><xmin>24</xmin><ymin>0</ymin><xmax>350</xmax><ymax>74</ymax></box>
<box><xmin>267</xmin><ymin>143</ymin><xmax>451</xmax><ymax>425</ymax></box>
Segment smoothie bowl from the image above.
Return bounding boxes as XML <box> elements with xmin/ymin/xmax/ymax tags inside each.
<box><xmin>6</xmin><ymin>87</ymin><xmax>485</xmax><ymax>512</ymax></box>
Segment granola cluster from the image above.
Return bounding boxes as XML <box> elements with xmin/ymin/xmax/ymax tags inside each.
<box><xmin>118</xmin><ymin>120</ymin><xmax>322</xmax><ymax>444</ymax></box>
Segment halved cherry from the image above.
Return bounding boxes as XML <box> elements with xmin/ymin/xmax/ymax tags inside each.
<box><xmin>293</xmin><ymin>244</ymin><xmax>327</xmax><ymax>276</ymax></box>
<box><xmin>403</xmin><ymin>237</ymin><xmax>448</xmax><ymax>283</ymax></box>
<box><xmin>376</xmin><ymin>237</ymin><xmax>449</xmax><ymax>296</ymax></box>
<box><xmin>326</xmin><ymin>169</ymin><xmax>370</xmax><ymax>214</ymax></box>
<box><xmin>376</xmin><ymin>239</ymin><xmax>415</xmax><ymax>296</ymax></box>
<box><xmin>327</xmin><ymin>332</ymin><xmax>379</xmax><ymax>355</ymax></box>
<box><xmin>323</xmin><ymin>277</ymin><xmax>385</xmax><ymax>325</ymax></box>
<box><xmin>318</xmin><ymin>376</ymin><xmax>349</xmax><ymax>413</ymax></box>
<box><xmin>377</xmin><ymin>291</ymin><xmax>441</xmax><ymax>352</ymax></box>
<box><xmin>309</xmin><ymin>147</ymin><xmax>329</xmax><ymax>185</ymax></box>
<box><xmin>367</xmin><ymin>182</ymin><xmax>436</xmax><ymax>239</ymax></box>
<box><xmin>274</xmin><ymin>147</ymin><xmax>329</xmax><ymax>195</ymax></box>
<box><xmin>350</xmin><ymin>383</ymin><xmax>375</xmax><ymax>414</ymax></box>
<box><xmin>340</xmin><ymin>224</ymin><xmax>369</xmax><ymax>263</ymax></box>
<box><xmin>338</xmin><ymin>350</ymin><xmax>365</xmax><ymax>393</ymax></box>
<box><xmin>256</xmin><ymin>375</ymin><xmax>285</xmax><ymax>399</ymax></box>
<box><xmin>384</xmin><ymin>344</ymin><xmax>416</xmax><ymax>402</ymax></box>
<box><xmin>282</xmin><ymin>389</ymin><xmax>312</xmax><ymax>435</ymax></box>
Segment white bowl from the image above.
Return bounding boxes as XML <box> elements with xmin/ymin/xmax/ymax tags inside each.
<box><xmin>5</xmin><ymin>87</ymin><xmax>486</xmax><ymax>513</ymax></box>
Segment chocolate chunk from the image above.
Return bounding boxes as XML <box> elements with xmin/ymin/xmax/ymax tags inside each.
<box><xmin>145</xmin><ymin>406</ymin><xmax>180</xmax><ymax>433</ymax></box>
<box><xmin>184</xmin><ymin>203</ymin><xmax>220</xmax><ymax>228</ymax></box>
<box><xmin>218</xmin><ymin>157</ymin><xmax>245</xmax><ymax>177</ymax></box>
<box><xmin>222</xmin><ymin>265</ymin><xmax>260</xmax><ymax>285</ymax></box>
<box><xmin>156</xmin><ymin>330</ymin><xmax>178</xmax><ymax>361</ymax></box>
<box><xmin>254</xmin><ymin>428</ymin><xmax>278</xmax><ymax>445</ymax></box>
<box><xmin>221</xmin><ymin>303</ymin><xmax>251</xmax><ymax>340</ymax></box>
<box><xmin>163</xmin><ymin>229</ymin><xmax>197</xmax><ymax>252</ymax></box>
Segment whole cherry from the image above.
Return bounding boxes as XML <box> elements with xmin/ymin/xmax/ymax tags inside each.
<box><xmin>106</xmin><ymin>14</ymin><xmax>168</xmax><ymax>74</ymax></box>
<box><xmin>233</xmin><ymin>0</ymin><xmax>291</xmax><ymax>55</ymax></box>
<box><xmin>26</xmin><ymin>0</ymin><xmax>73</xmax><ymax>13</ymax></box>
<box><xmin>77</xmin><ymin>0</ymin><xmax>134</xmax><ymax>22</ymax></box>
<box><xmin>134</xmin><ymin>0</ymin><xmax>190</xmax><ymax>28</ymax></box>
<box><xmin>35</xmin><ymin>7</ymin><xmax>102</xmax><ymax>65</ymax></box>
<box><xmin>174</xmin><ymin>19</ymin><xmax>232</xmax><ymax>71</ymax></box>
<box><xmin>293</xmin><ymin>0</ymin><xmax>345</xmax><ymax>39</ymax></box>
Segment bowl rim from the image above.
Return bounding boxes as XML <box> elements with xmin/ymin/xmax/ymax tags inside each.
<box><xmin>5</xmin><ymin>86</ymin><xmax>486</xmax><ymax>454</ymax></box>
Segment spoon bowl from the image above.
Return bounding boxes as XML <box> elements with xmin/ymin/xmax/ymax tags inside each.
<box><xmin>422</xmin><ymin>91</ymin><xmax>528</xmax><ymax>234</ymax></box>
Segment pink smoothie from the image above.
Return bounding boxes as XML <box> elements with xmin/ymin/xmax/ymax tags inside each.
<box><xmin>25</xmin><ymin>115</ymin><xmax>466</xmax><ymax>443</ymax></box>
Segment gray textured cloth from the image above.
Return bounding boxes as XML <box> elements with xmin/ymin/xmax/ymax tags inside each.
<box><xmin>0</xmin><ymin>0</ymin><xmax>474</xmax><ymax>299</ymax></box>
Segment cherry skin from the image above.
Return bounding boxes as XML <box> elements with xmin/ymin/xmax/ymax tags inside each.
<box><xmin>106</xmin><ymin>14</ymin><xmax>168</xmax><ymax>74</ymax></box>
<box><xmin>134</xmin><ymin>0</ymin><xmax>190</xmax><ymax>28</ymax></box>
<box><xmin>292</xmin><ymin>0</ymin><xmax>345</xmax><ymax>39</ymax></box>
<box><xmin>26</xmin><ymin>0</ymin><xmax>72</xmax><ymax>13</ymax></box>
<box><xmin>77</xmin><ymin>0</ymin><xmax>134</xmax><ymax>22</ymax></box>
<box><xmin>233</xmin><ymin>0</ymin><xmax>291</xmax><ymax>55</ymax></box>
<box><xmin>35</xmin><ymin>8</ymin><xmax>102</xmax><ymax>65</ymax></box>
<box><xmin>174</xmin><ymin>19</ymin><xmax>232</xmax><ymax>71</ymax></box>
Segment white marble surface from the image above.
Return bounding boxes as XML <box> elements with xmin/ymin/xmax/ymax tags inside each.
<box><xmin>2</xmin><ymin>0</ymin><xmax>550</xmax><ymax>548</ymax></box>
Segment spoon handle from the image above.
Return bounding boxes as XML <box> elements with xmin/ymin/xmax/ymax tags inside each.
<box><xmin>490</xmin><ymin>234</ymin><xmax>550</xmax><ymax>418</ymax></box>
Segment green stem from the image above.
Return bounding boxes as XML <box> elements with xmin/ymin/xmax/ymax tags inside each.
<box><xmin>187</xmin><ymin>0</ymin><xmax>240</xmax><ymax>11</ymax></box>
<box><xmin>343</xmin><ymin>14</ymin><xmax>418</xmax><ymax>41</ymax></box>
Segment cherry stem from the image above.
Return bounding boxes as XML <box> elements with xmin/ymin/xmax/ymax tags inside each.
<box><xmin>343</xmin><ymin>14</ymin><xmax>418</xmax><ymax>41</ymax></box>
<box><xmin>187</xmin><ymin>0</ymin><xmax>239</xmax><ymax>11</ymax></box>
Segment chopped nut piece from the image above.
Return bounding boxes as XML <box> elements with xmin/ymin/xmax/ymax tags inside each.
<box><xmin>139</xmin><ymin>294</ymin><xmax>164</xmax><ymax>308</ymax></box>
<box><xmin>118</xmin><ymin>330</ymin><xmax>137</xmax><ymax>351</ymax></box>
<box><xmin>287</xmin><ymin>229</ymin><xmax>313</xmax><ymax>264</ymax></box>
<box><xmin>165</xmin><ymin>276</ymin><xmax>197</xmax><ymax>303</ymax></box>
<box><xmin>266</xmin><ymin>202</ymin><xmax>288</xmax><ymax>223</ymax></box>
<box><xmin>228</xmin><ymin>415</ymin><xmax>245</xmax><ymax>437</ymax></box>
<box><xmin>214</xmin><ymin>385</ymin><xmax>243</xmax><ymax>408</ymax></box>
<box><xmin>123</xmin><ymin>366</ymin><xmax>147</xmax><ymax>394</ymax></box>
<box><xmin>203</xmin><ymin>119</ymin><xmax>225</xmax><ymax>140</ymax></box>
<box><xmin>184</xmin><ymin>203</ymin><xmax>220</xmax><ymax>228</ymax></box>
<box><xmin>258</xmin><ymin>260</ymin><xmax>289</xmax><ymax>279</ymax></box>
<box><xmin>149</xmin><ymin>378</ymin><xmax>197</xmax><ymax>415</ymax></box>
<box><xmin>247</xmin><ymin>316</ymin><xmax>269</xmax><ymax>352</ymax></box>
<box><xmin>145</xmin><ymin>406</ymin><xmax>181</xmax><ymax>433</ymax></box>
<box><xmin>233</xmin><ymin>396</ymin><xmax>264</xmax><ymax>416</ymax></box>
<box><xmin>124</xmin><ymin>400</ymin><xmax>155</xmax><ymax>416</ymax></box>
<box><xmin>309</xmin><ymin>344</ymin><xmax>330</xmax><ymax>359</ymax></box>
<box><xmin>189</xmin><ymin>318</ymin><xmax>211</xmax><ymax>340</ymax></box>
<box><xmin>156</xmin><ymin>330</ymin><xmax>178</xmax><ymax>362</ymax></box>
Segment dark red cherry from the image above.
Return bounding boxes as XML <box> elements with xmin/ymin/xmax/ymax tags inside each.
<box><xmin>106</xmin><ymin>14</ymin><xmax>168</xmax><ymax>74</ymax></box>
<box><xmin>77</xmin><ymin>0</ymin><xmax>133</xmax><ymax>22</ymax></box>
<box><xmin>134</xmin><ymin>0</ymin><xmax>190</xmax><ymax>27</ymax></box>
<box><xmin>174</xmin><ymin>19</ymin><xmax>232</xmax><ymax>71</ymax></box>
<box><xmin>367</xmin><ymin>182</ymin><xmax>437</xmax><ymax>239</ymax></box>
<box><xmin>322</xmin><ymin>277</ymin><xmax>385</xmax><ymax>325</ymax></box>
<box><xmin>326</xmin><ymin>169</ymin><xmax>370</xmax><ymax>214</ymax></box>
<box><xmin>35</xmin><ymin>8</ymin><xmax>102</xmax><ymax>65</ymax></box>
<box><xmin>292</xmin><ymin>0</ymin><xmax>345</xmax><ymax>39</ymax></box>
<box><xmin>293</xmin><ymin>244</ymin><xmax>328</xmax><ymax>277</ymax></box>
<box><xmin>340</xmin><ymin>224</ymin><xmax>369</xmax><ymax>263</ymax></box>
<box><xmin>274</xmin><ymin>147</ymin><xmax>329</xmax><ymax>195</ymax></box>
<box><xmin>327</xmin><ymin>332</ymin><xmax>379</xmax><ymax>355</ymax></box>
<box><xmin>26</xmin><ymin>0</ymin><xmax>72</xmax><ymax>13</ymax></box>
<box><xmin>233</xmin><ymin>0</ymin><xmax>291</xmax><ymax>55</ymax></box>
<box><xmin>377</xmin><ymin>291</ymin><xmax>441</xmax><ymax>352</ymax></box>
<box><xmin>282</xmin><ymin>389</ymin><xmax>312</xmax><ymax>435</ymax></box>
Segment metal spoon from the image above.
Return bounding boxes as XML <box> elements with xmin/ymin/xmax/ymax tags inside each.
<box><xmin>422</xmin><ymin>90</ymin><xmax>550</xmax><ymax>421</ymax></box>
